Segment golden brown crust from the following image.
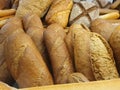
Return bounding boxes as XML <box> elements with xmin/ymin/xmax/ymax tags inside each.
<box><xmin>44</xmin><ymin>23</ymin><xmax>74</xmax><ymax>84</ymax></box>
<box><xmin>16</xmin><ymin>0</ymin><xmax>53</xmax><ymax>18</ymax></box>
<box><xmin>109</xmin><ymin>26</ymin><xmax>120</xmax><ymax>74</ymax></box>
<box><xmin>0</xmin><ymin>17</ymin><xmax>23</xmax><ymax>85</ymax></box>
<box><xmin>90</xmin><ymin>18</ymin><xmax>118</xmax><ymax>41</ymax></box>
<box><xmin>90</xmin><ymin>32</ymin><xmax>119</xmax><ymax>80</ymax></box>
<box><xmin>3</xmin><ymin>17</ymin><xmax>53</xmax><ymax>88</ymax></box>
<box><xmin>45</xmin><ymin>0</ymin><xmax>73</xmax><ymax>27</ymax></box>
<box><xmin>74</xmin><ymin>27</ymin><xmax>95</xmax><ymax>81</ymax></box>
<box><xmin>99</xmin><ymin>8</ymin><xmax>119</xmax><ymax>15</ymax></box>
<box><xmin>65</xmin><ymin>24</ymin><xmax>90</xmax><ymax>68</ymax></box>
<box><xmin>99</xmin><ymin>12</ymin><xmax>120</xmax><ymax>20</ymax></box>
<box><xmin>23</xmin><ymin>14</ymin><xmax>51</xmax><ymax>72</ymax></box>
<box><xmin>0</xmin><ymin>9</ymin><xmax>16</xmax><ymax>17</ymax></box>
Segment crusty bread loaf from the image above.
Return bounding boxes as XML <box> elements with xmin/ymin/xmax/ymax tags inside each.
<box><xmin>90</xmin><ymin>32</ymin><xmax>119</xmax><ymax>80</ymax></box>
<box><xmin>0</xmin><ymin>9</ymin><xmax>16</xmax><ymax>17</ymax></box>
<box><xmin>3</xmin><ymin>17</ymin><xmax>53</xmax><ymax>88</ymax></box>
<box><xmin>16</xmin><ymin>0</ymin><xmax>53</xmax><ymax>18</ymax></box>
<box><xmin>73</xmin><ymin>25</ymin><xmax>95</xmax><ymax>81</ymax></box>
<box><xmin>69</xmin><ymin>1</ymin><xmax>99</xmax><ymax>27</ymax></box>
<box><xmin>0</xmin><ymin>17</ymin><xmax>23</xmax><ymax>85</ymax></box>
<box><xmin>23</xmin><ymin>14</ymin><xmax>51</xmax><ymax>71</ymax></box>
<box><xmin>99</xmin><ymin>12</ymin><xmax>120</xmax><ymax>20</ymax></box>
<box><xmin>73</xmin><ymin>24</ymin><xmax>119</xmax><ymax>80</ymax></box>
<box><xmin>44</xmin><ymin>23</ymin><xmax>74</xmax><ymax>84</ymax></box>
<box><xmin>90</xmin><ymin>18</ymin><xmax>118</xmax><ymax>41</ymax></box>
<box><xmin>109</xmin><ymin>26</ymin><xmax>120</xmax><ymax>74</ymax></box>
<box><xmin>65</xmin><ymin>24</ymin><xmax>90</xmax><ymax>67</ymax></box>
<box><xmin>45</xmin><ymin>0</ymin><xmax>73</xmax><ymax>27</ymax></box>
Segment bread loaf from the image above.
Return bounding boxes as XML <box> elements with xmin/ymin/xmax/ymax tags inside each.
<box><xmin>73</xmin><ymin>24</ymin><xmax>119</xmax><ymax>80</ymax></box>
<box><xmin>90</xmin><ymin>33</ymin><xmax>119</xmax><ymax>80</ymax></box>
<box><xmin>90</xmin><ymin>18</ymin><xmax>119</xmax><ymax>41</ymax></box>
<box><xmin>16</xmin><ymin>0</ymin><xmax>53</xmax><ymax>18</ymax></box>
<box><xmin>0</xmin><ymin>9</ymin><xmax>16</xmax><ymax>17</ymax></box>
<box><xmin>23</xmin><ymin>14</ymin><xmax>51</xmax><ymax>71</ymax></box>
<box><xmin>45</xmin><ymin>0</ymin><xmax>73</xmax><ymax>27</ymax></box>
<box><xmin>4</xmin><ymin>17</ymin><xmax>53</xmax><ymax>88</ymax></box>
<box><xmin>99</xmin><ymin>12</ymin><xmax>120</xmax><ymax>20</ymax></box>
<box><xmin>0</xmin><ymin>17</ymin><xmax>23</xmax><ymax>85</ymax></box>
<box><xmin>65</xmin><ymin>24</ymin><xmax>90</xmax><ymax>66</ymax></box>
<box><xmin>69</xmin><ymin>1</ymin><xmax>99</xmax><ymax>27</ymax></box>
<box><xmin>44</xmin><ymin>23</ymin><xmax>74</xmax><ymax>84</ymax></box>
<box><xmin>109</xmin><ymin>26</ymin><xmax>120</xmax><ymax>74</ymax></box>
<box><xmin>73</xmin><ymin>25</ymin><xmax>95</xmax><ymax>81</ymax></box>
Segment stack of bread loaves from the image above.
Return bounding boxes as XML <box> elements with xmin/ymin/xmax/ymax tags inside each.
<box><xmin>0</xmin><ymin>0</ymin><xmax>120</xmax><ymax>90</ymax></box>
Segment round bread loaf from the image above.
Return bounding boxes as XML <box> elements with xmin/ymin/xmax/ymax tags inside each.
<box><xmin>69</xmin><ymin>1</ymin><xmax>99</xmax><ymax>27</ymax></box>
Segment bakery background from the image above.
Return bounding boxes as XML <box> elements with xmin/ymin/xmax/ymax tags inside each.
<box><xmin>0</xmin><ymin>0</ymin><xmax>120</xmax><ymax>90</ymax></box>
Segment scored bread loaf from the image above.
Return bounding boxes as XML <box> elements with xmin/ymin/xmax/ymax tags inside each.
<box><xmin>45</xmin><ymin>0</ymin><xmax>73</xmax><ymax>27</ymax></box>
<box><xmin>44</xmin><ymin>23</ymin><xmax>74</xmax><ymax>84</ymax></box>
<box><xmin>4</xmin><ymin>17</ymin><xmax>53</xmax><ymax>88</ymax></box>
<box><xmin>16</xmin><ymin>0</ymin><xmax>53</xmax><ymax>18</ymax></box>
<box><xmin>69</xmin><ymin>1</ymin><xmax>99</xmax><ymax>27</ymax></box>
<box><xmin>23</xmin><ymin>14</ymin><xmax>51</xmax><ymax>71</ymax></box>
